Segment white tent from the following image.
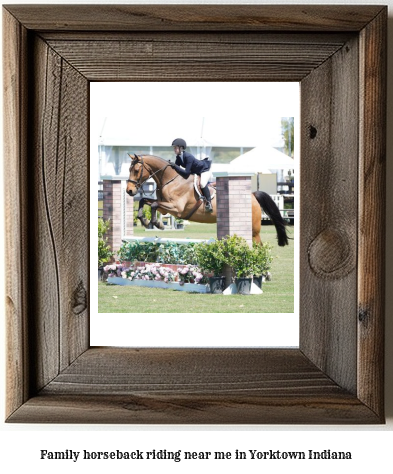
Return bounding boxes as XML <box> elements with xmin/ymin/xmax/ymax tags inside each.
<box><xmin>229</xmin><ymin>145</ymin><xmax>294</xmax><ymax>172</ymax></box>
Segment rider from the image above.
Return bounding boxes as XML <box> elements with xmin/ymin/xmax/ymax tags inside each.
<box><xmin>169</xmin><ymin>138</ymin><xmax>213</xmax><ymax>213</ymax></box>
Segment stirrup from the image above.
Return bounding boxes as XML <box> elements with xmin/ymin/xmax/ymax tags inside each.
<box><xmin>205</xmin><ymin>201</ymin><xmax>213</xmax><ymax>213</ymax></box>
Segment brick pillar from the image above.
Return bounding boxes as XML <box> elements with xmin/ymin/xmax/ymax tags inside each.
<box><xmin>103</xmin><ymin>180</ymin><xmax>122</xmax><ymax>256</ymax></box>
<box><xmin>216</xmin><ymin>175</ymin><xmax>253</xmax><ymax>244</ymax></box>
<box><xmin>216</xmin><ymin>175</ymin><xmax>253</xmax><ymax>286</ymax></box>
<box><xmin>124</xmin><ymin>192</ymin><xmax>134</xmax><ymax>238</ymax></box>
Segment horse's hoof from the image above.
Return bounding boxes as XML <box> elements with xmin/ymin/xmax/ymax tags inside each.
<box><xmin>141</xmin><ymin>218</ymin><xmax>150</xmax><ymax>228</ymax></box>
<box><xmin>154</xmin><ymin>222</ymin><xmax>165</xmax><ymax>230</ymax></box>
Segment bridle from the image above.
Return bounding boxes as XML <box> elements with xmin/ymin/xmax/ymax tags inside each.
<box><xmin>126</xmin><ymin>154</ymin><xmax>178</xmax><ymax>195</ymax></box>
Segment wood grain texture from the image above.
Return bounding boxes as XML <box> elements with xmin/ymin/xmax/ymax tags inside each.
<box><xmin>300</xmin><ymin>36</ymin><xmax>359</xmax><ymax>394</ymax></box>
<box><xmin>3</xmin><ymin>5</ymin><xmax>384</xmax><ymax>32</ymax></box>
<box><xmin>3</xmin><ymin>5</ymin><xmax>386</xmax><ymax>424</ymax></box>
<box><xmin>24</xmin><ymin>36</ymin><xmax>90</xmax><ymax>392</ymax></box>
<box><xmin>46</xmin><ymin>36</ymin><xmax>349</xmax><ymax>82</ymax></box>
<box><xmin>7</xmin><ymin>348</ymin><xmax>379</xmax><ymax>424</ymax></box>
<box><xmin>358</xmin><ymin>9</ymin><xmax>387</xmax><ymax>417</ymax></box>
<box><xmin>3</xmin><ymin>9</ymin><xmax>30</xmax><ymax>418</ymax></box>
<box><xmin>33</xmin><ymin>38</ymin><xmax>89</xmax><ymax>385</ymax></box>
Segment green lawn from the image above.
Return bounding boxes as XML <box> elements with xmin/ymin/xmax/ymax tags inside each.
<box><xmin>98</xmin><ymin>223</ymin><xmax>294</xmax><ymax>313</ymax></box>
<box><xmin>133</xmin><ymin>220</ymin><xmax>218</xmax><ymax>240</ymax></box>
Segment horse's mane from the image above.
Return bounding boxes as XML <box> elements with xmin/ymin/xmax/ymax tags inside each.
<box><xmin>139</xmin><ymin>154</ymin><xmax>168</xmax><ymax>164</ymax></box>
<box><xmin>137</xmin><ymin>153</ymin><xmax>193</xmax><ymax>184</ymax></box>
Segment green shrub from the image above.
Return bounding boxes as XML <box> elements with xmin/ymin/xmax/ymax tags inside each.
<box><xmin>194</xmin><ymin>239</ymin><xmax>226</xmax><ymax>276</ymax></box>
<box><xmin>133</xmin><ymin>210</ymin><xmax>138</xmax><ymax>225</ymax></box>
<box><xmin>117</xmin><ymin>240</ymin><xmax>156</xmax><ymax>262</ymax></box>
<box><xmin>222</xmin><ymin>234</ymin><xmax>254</xmax><ymax>278</ymax></box>
<box><xmin>116</xmin><ymin>236</ymin><xmax>273</xmax><ymax>278</ymax></box>
<box><xmin>117</xmin><ymin>240</ymin><xmax>199</xmax><ymax>265</ymax></box>
<box><xmin>98</xmin><ymin>219</ymin><xmax>114</xmax><ymax>267</ymax></box>
<box><xmin>221</xmin><ymin>234</ymin><xmax>273</xmax><ymax>279</ymax></box>
<box><xmin>143</xmin><ymin>207</ymin><xmax>151</xmax><ymax>221</ymax></box>
<box><xmin>251</xmin><ymin>241</ymin><xmax>273</xmax><ymax>276</ymax></box>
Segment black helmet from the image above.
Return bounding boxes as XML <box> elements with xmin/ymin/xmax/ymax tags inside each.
<box><xmin>172</xmin><ymin>138</ymin><xmax>186</xmax><ymax>149</ymax></box>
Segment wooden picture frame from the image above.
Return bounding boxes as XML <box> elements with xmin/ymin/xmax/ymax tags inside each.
<box><xmin>4</xmin><ymin>5</ymin><xmax>386</xmax><ymax>424</ymax></box>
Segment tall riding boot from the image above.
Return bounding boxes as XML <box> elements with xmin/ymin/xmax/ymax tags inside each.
<box><xmin>201</xmin><ymin>186</ymin><xmax>213</xmax><ymax>212</ymax></box>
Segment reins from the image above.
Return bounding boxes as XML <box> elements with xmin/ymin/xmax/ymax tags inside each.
<box><xmin>127</xmin><ymin>154</ymin><xmax>178</xmax><ymax>196</ymax></box>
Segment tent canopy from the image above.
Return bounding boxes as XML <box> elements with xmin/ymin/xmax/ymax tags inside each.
<box><xmin>230</xmin><ymin>145</ymin><xmax>294</xmax><ymax>172</ymax></box>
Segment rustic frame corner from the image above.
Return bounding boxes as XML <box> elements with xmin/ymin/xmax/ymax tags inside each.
<box><xmin>3</xmin><ymin>5</ymin><xmax>386</xmax><ymax>424</ymax></box>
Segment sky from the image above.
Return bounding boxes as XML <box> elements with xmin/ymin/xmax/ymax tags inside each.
<box><xmin>91</xmin><ymin>82</ymin><xmax>300</xmax><ymax>148</ymax></box>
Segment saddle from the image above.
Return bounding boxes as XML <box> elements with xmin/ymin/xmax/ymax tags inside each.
<box><xmin>183</xmin><ymin>176</ymin><xmax>216</xmax><ymax>220</ymax></box>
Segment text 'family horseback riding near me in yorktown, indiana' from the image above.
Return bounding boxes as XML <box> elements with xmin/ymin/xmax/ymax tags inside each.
<box><xmin>39</xmin><ymin>449</ymin><xmax>352</xmax><ymax>462</ymax></box>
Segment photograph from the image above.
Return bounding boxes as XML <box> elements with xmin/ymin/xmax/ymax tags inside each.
<box><xmin>94</xmin><ymin>82</ymin><xmax>298</xmax><ymax>309</ymax></box>
<box><xmin>91</xmin><ymin>82</ymin><xmax>299</xmax><ymax>347</ymax></box>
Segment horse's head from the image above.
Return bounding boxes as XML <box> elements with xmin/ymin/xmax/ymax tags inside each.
<box><xmin>126</xmin><ymin>154</ymin><xmax>148</xmax><ymax>196</ymax></box>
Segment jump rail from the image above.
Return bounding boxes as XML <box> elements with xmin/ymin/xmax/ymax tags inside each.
<box><xmin>121</xmin><ymin>236</ymin><xmax>214</xmax><ymax>244</ymax></box>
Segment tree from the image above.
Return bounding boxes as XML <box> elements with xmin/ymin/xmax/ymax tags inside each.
<box><xmin>281</xmin><ymin>117</ymin><xmax>294</xmax><ymax>158</ymax></box>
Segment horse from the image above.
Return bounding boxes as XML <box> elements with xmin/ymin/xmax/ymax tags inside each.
<box><xmin>126</xmin><ymin>154</ymin><xmax>289</xmax><ymax>246</ymax></box>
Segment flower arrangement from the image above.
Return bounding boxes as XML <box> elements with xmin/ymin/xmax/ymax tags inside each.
<box><xmin>104</xmin><ymin>262</ymin><xmax>207</xmax><ymax>285</ymax></box>
<box><xmin>177</xmin><ymin>264</ymin><xmax>206</xmax><ymax>285</ymax></box>
<box><xmin>104</xmin><ymin>263</ymin><xmax>206</xmax><ymax>285</ymax></box>
<box><xmin>103</xmin><ymin>263</ymin><xmax>123</xmax><ymax>277</ymax></box>
<box><xmin>122</xmin><ymin>263</ymin><xmax>178</xmax><ymax>283</ymax></box>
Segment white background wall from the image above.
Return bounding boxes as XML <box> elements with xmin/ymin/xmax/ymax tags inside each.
<box><xmin>1</xmin><ymin>0</ymin><xmax>392</xmax><ymax>472</ymax></box>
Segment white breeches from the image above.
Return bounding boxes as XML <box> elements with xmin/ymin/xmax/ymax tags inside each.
<box><xmin>200</xmin><ymin>170</ymin><xmax>213</xmax><ymax>188</ymax></box>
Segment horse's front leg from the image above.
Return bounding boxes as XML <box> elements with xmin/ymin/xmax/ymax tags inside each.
<box><xmin>151</xmin><ymin>201</ymin><xmax>165</xmax><ymax>230</ymax></box>
<box><xmin>137</xmin><ymin>198</ymin><xmax>150</xmax><ymax>228</ymax></box>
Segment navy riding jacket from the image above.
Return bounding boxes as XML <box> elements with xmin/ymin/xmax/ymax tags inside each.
<box><xmin>173</xmin><ymin>151</ymin><xmax>211</xmax><ymax>179</ymax></box>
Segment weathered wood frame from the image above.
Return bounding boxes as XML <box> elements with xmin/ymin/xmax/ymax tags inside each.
<box><xmin>3</xmin><ymin>5</ymin><xmax>386</xmax><ymax>424</ymax></box>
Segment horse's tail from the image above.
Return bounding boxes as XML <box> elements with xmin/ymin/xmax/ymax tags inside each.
<box><xmin>253</xmin><ymin>191</ymin><xmax>289</xmax><ymax>246</ymax></box>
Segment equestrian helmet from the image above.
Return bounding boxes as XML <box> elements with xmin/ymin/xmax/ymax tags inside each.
<box><xmin>172</xmin><ymin>138</ymin><xmax>187</xmax><ymax>149</ymax></box>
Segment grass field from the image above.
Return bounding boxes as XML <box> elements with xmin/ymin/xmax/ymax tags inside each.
<box><xmin>98</xmin><ymin>223</ymin><xmax>294</xmax><ymax>313</ymax></box>
<box><xmin>133</xmin><ymin>220</ymin><xmax>219</xmax><ymax>240</ymax></box>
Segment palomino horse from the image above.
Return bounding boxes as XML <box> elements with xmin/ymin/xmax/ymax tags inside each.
<box><xmin>126</xmin><ymin>154</ymin><xmax>288</xmax><ymax>245</ymax></box>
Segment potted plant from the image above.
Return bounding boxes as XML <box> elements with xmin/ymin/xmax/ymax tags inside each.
<box><xmin>98</xmin><ymin>218</ymin><xmax>114</xmax><ymax>280</ymax></box>
<box><xmin>250</xmin><ymin>241</ymin><xmax>273</xmax><ymax>289</ymax></box>
<box><xmin>195</xmin><ymin>239</ymin><xmax>227</xmax><ymax>293</ymax></box>
<box><xmin>222</xmin><ymin>235</ymin><xmax>254</xmax><ymax>295</ymax></box>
